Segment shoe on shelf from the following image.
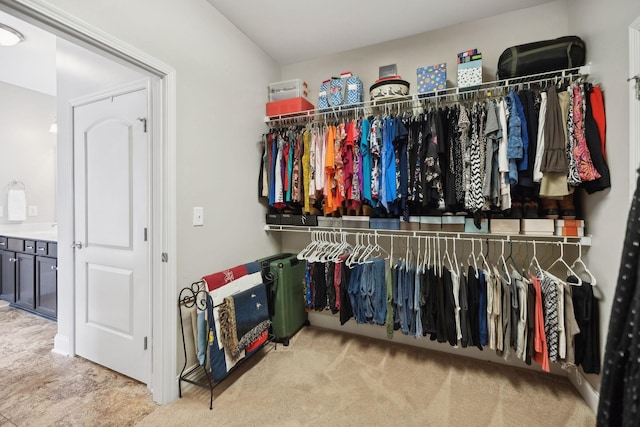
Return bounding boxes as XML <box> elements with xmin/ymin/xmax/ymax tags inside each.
<box><xmin>540</xmin><ymin>198</ymin><xmax>560</xmax><ymax>219</ymax></box>
<box><xmin>510</xmin><ymin>202</ymin><xmax>524</xmax><ymax>219</ymax></box>
<box><xmin>524</xmin><ymin>201</ymin><xmax>539</xmax><ymax>218</ymax></box>
<box><xmin>559</xmin><ymin>194</ymin><xmax>576</xmax><ymax>219</ymax></box>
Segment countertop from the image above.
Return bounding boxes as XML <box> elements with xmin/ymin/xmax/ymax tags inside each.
<box><xmin>0</xmin><ymin>223</ymin><xmax>58</xmax><ymax>242</ymax></box>
<box><xmin>1</xmin><ymin>230</ymin><xmax>58</xmax><ymax>242</ymax></box>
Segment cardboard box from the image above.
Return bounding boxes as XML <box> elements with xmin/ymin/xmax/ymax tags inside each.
<box><xmin>266</xmin><ymin>213</ymin><xmax>281</xmax><ymax>225</ymax></box>
<box><xmin>317</xmin><ymin>217</ymin><xmax>343</xmax><ymax>228</ymax></box>
<box><xmin>521</xmin><ymin>219</ymin><xmax>555</xmax><ymax>235</ymax></box>
<box><xmin>420</xmin><ymin>216</ymin><xmax>442</xmax><ymax>231</ymax></box>
<box><xmin>457</xmin><ymin>59</ymin><xmax>482</xmax><ymax>88</ymax></box>
<box><xmin>280</xmin><ymin>214</ymin><xmax>294</xmax><ymax>225</ymax></box>
<box><xmin>555</xmin><ymin>226</ymin><xmax>585</xmax><ymax>237</ymax></box>
<box><xmin>342</xmin><ymin>215</ymin><xmax>370</xmax><ymax>229</ymax></box>
<box><xmin>555</xmin><ymin>219</ymin><xmax>585</xmax><ymax>228</ymax></box>
<box><xmin>266</xmin><ymin>97</ymin><xmax>314</xmax><ymax>117</ymax></box>
<box><xmin>464</xmin><ymin>218</ymin><xmax>488</xmax><ymax>233</ymax></box>
<box><xmin>442</xmin><ymin>216</ymin><xmax>465</xmax><ymax>232</ymax></box>
<box><xmin>370</xmin><ymin>218</ymin><xmax>400</xmax><ymax>230</ymax></box>
<box><xmin>490</xmin><ymin>218</ymin><xmax>520</xmax><ymax>234</ymax></box>
<box><xmin>417</xmin><ymin>63</ymin><xmax>447</xmax><ymax>94</ymax></box>
<box><xmin>291</xmin><ymin>214</ymin><xmax>317</xmax><ymax>226</ymax></box>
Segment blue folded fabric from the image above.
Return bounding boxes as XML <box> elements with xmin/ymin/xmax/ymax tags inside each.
<box><xmin>244</xmin><ymin>262</ymin><xmax>261</xmax><ymax>275</ymax></box>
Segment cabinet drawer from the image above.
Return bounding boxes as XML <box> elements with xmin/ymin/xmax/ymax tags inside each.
<box><xmin>36</xmin><ymin>241</ymin><xmax>48</xmax><ymax>255</ymax></box>
<box><xmin>0</xmin><ymin>237</ymin><xmax>7</xmax><ymax>249</ymax></box>
<box><xmin>24</xmin><ymin>240</ymin><xmax>36</xmax><ymax>254</ymax></box>
<box><xmin>48</xmin><ymin>243</ymin><xmax>57</xmax><ymax>258</ymax></box>
<box><xmin>7</xmin><ymin>238</ymin><xmax>23</xmax><ymax>252</ymax></box>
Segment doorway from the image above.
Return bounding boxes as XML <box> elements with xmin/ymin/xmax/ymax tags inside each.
<box><xmin>0</xmin><ymin>1</ymin><xmax>177</xmax><ymax>404</ymax></box>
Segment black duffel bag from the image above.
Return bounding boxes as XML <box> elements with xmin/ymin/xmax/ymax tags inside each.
<box><xmin>497</xmin><ymin>36</ymin><xmax>586</xmax><ymax>79</ymax></box>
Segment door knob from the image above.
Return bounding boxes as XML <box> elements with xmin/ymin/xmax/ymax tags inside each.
<box><xmin>71</xmin><ymin>241</ymin><xmax>83</xmax><ymax>249</ymax></box>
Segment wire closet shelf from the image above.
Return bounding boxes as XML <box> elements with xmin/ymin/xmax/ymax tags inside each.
<box><xmin>264</xmin><ymin>64</ymin><xmax>592</xmax><ymax>125</ymax></box>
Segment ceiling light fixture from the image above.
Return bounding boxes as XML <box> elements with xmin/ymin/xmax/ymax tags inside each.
<box><xmin>0</xmin><ymin>23</ymin><xmax>24</xmax><ymax>47</ymax></box>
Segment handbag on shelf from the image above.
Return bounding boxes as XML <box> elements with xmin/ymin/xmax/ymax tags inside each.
<box><xmin>318</xmin><ymin>72</ymin><xmax>363</xmax><ymax>109</ymax></box>
<box><xmin>497</xmin><ymin>36</ymin><xmax>586</xmax><ymax>79</ymax></box>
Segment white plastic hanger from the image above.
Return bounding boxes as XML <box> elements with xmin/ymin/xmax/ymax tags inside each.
<box><xmin>527</xmin><ymin>240</ymin><xmax>542</xmax><ymax>276</ymax></box>
<box><xmin>570</xmin><ymin>243</ymin><xmax>602</xmax><ymax>300</ymax></box>
<box><xmin>547</xmin><ymin>242</ymin><xmax>582</xmax><ymax>286</ymax></box>
<box><xmin>498</xmin><ymin>240</ymin><xmax>512</xmax><ymax>285</ymax></box>
<box><xmin>477</xmin><ymin>238</ymin><xmax>491</xmax><ymax>278</ymax></box>
<box><xmin>467</xmin><ymin>238</ymin><xmax>479</xmax><ymax>278</ymax></box>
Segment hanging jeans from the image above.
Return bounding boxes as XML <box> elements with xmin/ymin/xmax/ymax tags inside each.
<box><xmin>361</xmin><ymin>258</ymin><xmax>387</xmax><ymax>325</ymax></box>
<box><xmin>348</xmin><ymin>264</ymin><xmax>365</xmax><ymax>323</ymax></box>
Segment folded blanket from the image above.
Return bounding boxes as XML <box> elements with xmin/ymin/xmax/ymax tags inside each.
<box><xmin>218</xmin><ymin>283</ymin><xmax>271</xmax><ymax>360</ymax></box>
<box><xmin>202</xmin><ymin>262</ymin><xmax>261</xmax><ymax>291</ymax></box>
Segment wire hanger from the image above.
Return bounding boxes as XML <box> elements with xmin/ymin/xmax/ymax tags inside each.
<box><xmin>477</xmin><ymin>238</ymin><xmax>491</xmax><ymax>277</ymax></box>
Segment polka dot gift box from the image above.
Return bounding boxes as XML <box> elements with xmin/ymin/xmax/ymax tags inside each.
<box><xmin>417</xmin><ymin>63</ymin><xmax>447</xmax><ymax>94</ymax></box>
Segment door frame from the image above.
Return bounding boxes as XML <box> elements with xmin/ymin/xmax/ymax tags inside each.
<box><xmin>0</xmin><ymin>0</ymin><xmax>178</xmax><ymax>404</ymax></box>
<box><xmin>630</xmin><ymin>16</ymin><xmax>640</xmax><ymax>201</ymax></box>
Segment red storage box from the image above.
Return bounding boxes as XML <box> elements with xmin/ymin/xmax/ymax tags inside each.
<box><xmin>266</xmin><ymin>97</ymin><xmax>314</xmax><ymax>117</ymax></box>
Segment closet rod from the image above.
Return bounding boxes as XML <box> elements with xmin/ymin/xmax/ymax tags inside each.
<box><xmin>264</xmin><ymin>224</ymin><xmax>592</xmax><ymax>246</ymax></box>
<box><xmin>264</xmin><ymin>64</ymin><xmax>592</xmax><ymax>124</ymax></box>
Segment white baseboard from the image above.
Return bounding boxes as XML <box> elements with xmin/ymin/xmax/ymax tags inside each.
<box><xmin>52</xmin><ymin>333</ymin><xmax>71</xmax><ymax>356</ymax></box>
<box><xmin>569</xmin><ymin>368</ymin><xmax>599</xmax><ymax>414</ymax></box>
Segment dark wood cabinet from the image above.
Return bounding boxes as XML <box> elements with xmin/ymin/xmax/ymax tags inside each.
<box><xmin>0</xmin><ymin>237</ymin><xmax>57</xmax><ymax>320</ymax></box>
<box><xmin>36</xmin><ymin>256</ymin><xmax>57</xmax><ymax>318</ymax></box>
<box><xmin>0</xmin><ymin>249</ymin><xmax>16</xmax><ymax>302</ymax></box>
<box><xmin>15</xmin><ymin>253</ymin><xmax>35</xmax><ymax>310</ymax></box>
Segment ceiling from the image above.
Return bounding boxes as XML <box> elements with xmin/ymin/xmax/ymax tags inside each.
<box><xmin>207</xmin><ymin>0</ymin><xmax>553</xmax><ymax>65</ymax></box>
<box><xmin>0</xmin><ymin>10</ymin><xmax>56</xmax><ymax>95</ymax></box>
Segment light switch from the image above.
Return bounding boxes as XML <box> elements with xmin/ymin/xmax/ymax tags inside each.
<box><xmin>28</xmin><ymin>205</ymin><xmax>38</xmax><ymax>217</ymax></box>
<box><xmin>193</xmin><ymin>207</ymin><xmax>204</xmax><ymax>226</ymax></box>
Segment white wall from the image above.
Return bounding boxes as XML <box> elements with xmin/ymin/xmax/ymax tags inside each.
<box><xmin>0</xmin><ymin>81</ymin><xmax>56</xmax><ymax>224</ymax></box>
<box><xmin>567</xmin><ymin>0</ymin><xmax>640</xmax><ymax>391</ymax></box>
<box><xmin>281</xmin><ymin>1</ymin><xmax>569</xmax><ymax>103</ymax></box>
<box><xmin>46</xmin><ymin>0</ymin><xmax>281</xmax><ymax>285</ymax></box>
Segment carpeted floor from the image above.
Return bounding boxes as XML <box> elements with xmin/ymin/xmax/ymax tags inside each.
<box><xmin>0</xmin><ymin>307</ymin><xmax>595</xmax><ymax>426</ymax></box>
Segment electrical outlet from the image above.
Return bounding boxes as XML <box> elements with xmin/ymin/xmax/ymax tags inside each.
<box><xmin>28</xmin><ymin>205</ymin><xmax>38</xmax><ymax>217</ymax></box>
<box><xmin>193</xmin><ymin>207</ymin><xmax>204</xmax><ymax>226</ymax></box>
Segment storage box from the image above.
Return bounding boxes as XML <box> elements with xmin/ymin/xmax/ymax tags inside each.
<box><xmin>266</xmin><ymin>97</ymin><xmax>315</xmax><ymax>117</ymax></box>
<box><xmin>555</xmin><ymin>226</ymin><xmax>585</xmax><ymax>237</ymax></box>
<box><xmin>417</xmin><ymin>63</ymin><xmax>447</xmax><ymax>94</ymax></box>
<box><xmin>268</xmin><ymin>79</ymin><xmax>309</xmax><ymax>102</ymax></box>
<box><xmin>266</xmin><ymin>213</ymin><xmax>281</xmax><ymax>225</ymax></box>
<box><xmin>555</xmin><ymin>219</ymin><xmax>585</xmax><ymax>228</ymax></box>
<box><xmin>291</xmin><ymin>214</ymin><xmax>318</xmax><ymax>226</ymax></box>
<box><xmin>280</xmin><ymin>214</ymin><xmax>294</xmax><ymax>225</ymax></box>
<box><xmin>420</xmin><ymin>216</ymin><xmax>442</xmax><ymax>231</ymax></box>
<box><xmin>442</xmin><ymin>216</ymin><xmax>466</xmax><ymax>232</ymax></box>
<box><xmin>317</xmin><ymin>217</ymin><xmax>343</xmax><ymax>228</ymax></box>
<box><xmin>490</xmin><ymin>218</ymin><xmax>520</xmax><ymax>234</ymax></box>
<box><xmin>342</xmin><ymin>215</ymin><xmax>370</xmax><ymax>229</ymax></box>
<box><xmin>521</xmin><ymin>219</ymin><xmax>555</xmax><ymax>235</ymax></box>
<box><xmin>370</xmin><ymin>218</ymin><xmax>400</xmax><ymax>230</ymax></box>
<box><xmin>457</xmin><ymin>59</ymin><xmax>482</xmax><ymax>88</ymax></box>
<box><xmin>379</xmin><ymin>64</ymin><xmax>397</xmax><ymax>79</ymax></box>
<box><xmin>464</xmin><ymin>218</ymin><xmax>488</xmax><ymax>233</ymax></box>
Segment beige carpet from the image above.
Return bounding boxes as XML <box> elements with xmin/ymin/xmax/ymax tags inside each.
<box><xmin>0</xmin><ymin>306</ymin><xmax>595</xmax><ymax>426</ymax></box>
<box><xmin>140</xmin><ymin>327</ymin><xmax>595</xmax><ymax>427</ymax></box>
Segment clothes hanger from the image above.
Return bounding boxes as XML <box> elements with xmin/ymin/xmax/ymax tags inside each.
<box><xmin>467</xmin><ymin>238</ymin><xmax>479</xmax><ymax>278</ymax></box>
<box><xmin>527</xmin><ymin>240</ymin><xmax>542</xmax><ymax>276</ymax></box>
<box><xmin>498</xmin><ymin>240</ymin><xmax>512</xmax><ymax>285</ymax></box>
<box><xmin>506</xmin><ymin>240</ymin><xmax>522</xmax><ymax>276</ymax></box>
<box><xmin>477</xmin><ymin>238</ymin><xmax>491</xmax><ymax>277</ymax></box>
<box><xmin>452</xmin><ymin>237</ymin><xmax>461</xmax><ymax>278</ymax></box>
<box><xmin>546</xmin><ymin>242</ymin><xmax>582</xmax><ymax>286</ymax></box>
<box><xmin>570</xmin><ymin>242</ymin><xmax>601</xmax><ymax>298</ymax></box>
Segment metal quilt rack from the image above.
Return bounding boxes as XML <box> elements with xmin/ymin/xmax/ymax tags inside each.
<box><xmin>178</xmin><ymin>277</ymin><xmax>276</xmax><ymax>410</ymax></box>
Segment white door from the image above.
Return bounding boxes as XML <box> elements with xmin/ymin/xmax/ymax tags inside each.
<box><xmin>73</xmin><ymin>88</ymin><xmax>150</xmax><ymax>383</ymax></box>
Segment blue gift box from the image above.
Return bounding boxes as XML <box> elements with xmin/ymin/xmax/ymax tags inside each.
<box><xmin>417</xmin><ymin>63</ymin><xmax>447</xmax><ymax>94</ymax></box>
